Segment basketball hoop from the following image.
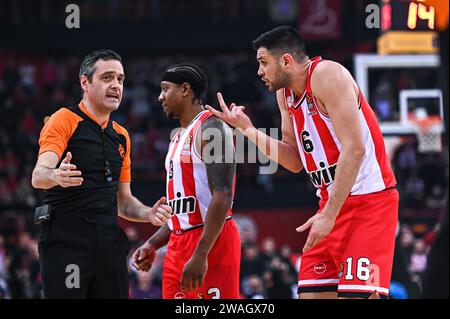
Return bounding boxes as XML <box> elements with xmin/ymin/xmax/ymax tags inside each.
<box><xmin>411</xmin><ymin>115</ymin><xmax>443</xmax><ymax>153</ymax></box>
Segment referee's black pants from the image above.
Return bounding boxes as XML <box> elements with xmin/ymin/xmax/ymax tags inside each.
<box><xmin>38</xmin><ymin>211</ymin><xmax>130</xmax><ymax>299</ymax></box>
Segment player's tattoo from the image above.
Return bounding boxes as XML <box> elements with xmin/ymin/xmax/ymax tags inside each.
<box><xmin>199</xmin><ymin>116</ymin><xmax>236</xmax><ymax>193</ymax></box>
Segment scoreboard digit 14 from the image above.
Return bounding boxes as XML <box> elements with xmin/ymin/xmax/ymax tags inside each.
<box><xmin>377</xmin><ymin>0</ymin><xmax>439</xmax><ymax>54</ymax></box>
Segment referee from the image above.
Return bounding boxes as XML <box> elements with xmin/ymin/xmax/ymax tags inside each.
<box><xmin>31</xmin><ymin>50</ymin><xmax>172</xmax><ymax>298</ymax></box>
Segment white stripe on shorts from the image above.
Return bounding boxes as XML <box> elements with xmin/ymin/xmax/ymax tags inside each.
<box><xmin>338</xmin><ymin>284</ymin><xmax>389</xmax><ymax>294</ymax></box>
<box><xmin>298</xmin><ymin>279</ymin><xmax>339</xmax><ymax>286</ymax></box>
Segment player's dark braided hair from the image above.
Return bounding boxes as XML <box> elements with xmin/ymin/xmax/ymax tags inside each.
<box><xmin>161</xmin><ymin>63</ymin><xmax>208</xmax><ymax>104</ymax></box>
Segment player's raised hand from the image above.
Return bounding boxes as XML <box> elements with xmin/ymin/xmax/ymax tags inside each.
<box><xmin>131</xmin><ymin>243</ymin><xmax>156</xmax><ymax>272</ymax></box>
<box><xmin>205</xmin><ymin>92</ymin><xmax>253</xmax><ymax>132</ymax></box>
<box><xmin>54</xmin><ymin>152</ymin><xmax>83</xmax><ymax>188</ymax></box>
<box><xmin>296</xmin><ymin>210</ymin><xmax>336</xmax><ymax>253</ymax></box>
<box><xmin>148</xmin><ymin>196</ymin><xmax>172</xmax><ymax>226</ymax></box>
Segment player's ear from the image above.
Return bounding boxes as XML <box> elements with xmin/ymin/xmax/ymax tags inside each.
<box><xmin>181</xmin><ymin>82</ymin><xmax>191</xmax><ymax>97</ymax></box>
<box><xmin>280</xmin><ymin>54</ymin><xmax>293</xmax><ymax>68</ymax></box>
<box><xmin>80</xmin><ymin>75</ymin><xmax>89</xmax><ymax>93</ymax></box>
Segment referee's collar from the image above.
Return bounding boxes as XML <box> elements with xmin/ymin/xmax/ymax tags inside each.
<box><xmin>79</xmin><ymin>101</ymin><xmax>110</xmax><ymax>129</ymax></box>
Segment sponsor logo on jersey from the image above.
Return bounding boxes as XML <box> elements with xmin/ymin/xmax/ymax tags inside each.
<box><xmin>307</xmin><ymin>161</ymin><xmax>337</xmax><ymax>188</ymax></box>
<box><xmin>306</xmin><ymin>93</ymin><xmax>316</xmax><ymax>116</ymax></box>
<box><xmin>197</xmin><ymin>292</ymin><xmax>204</xmax><ymax>299</ymax></box>
<box><xmin>183</xmin><ymin>135</ymin><xmax>192</xmax><ymax>150</ymax></box>
<box><xmin>180</xmin><ymin>135</ymin><xmax>192</xmax><ymax>158</ymax></box>
<box><xmin>167</xmin><ymin>192</ymin><xmax>196</xmax><ymax>215</ymax></box>
<box><xmin>313</xmin><ymin>263</ymin><xmax>327</xmax><ymax>275</ymax></box>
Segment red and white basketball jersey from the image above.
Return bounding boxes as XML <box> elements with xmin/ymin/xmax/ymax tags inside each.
<box><xmin>284</xmin><ymin>56</ymin><xmax>396</xmax><ymax>200</ymax></box>
<box><xmin>165</xmin><ymin>110</ymin><xmax>234</xmax><ymax>232</ymax></box>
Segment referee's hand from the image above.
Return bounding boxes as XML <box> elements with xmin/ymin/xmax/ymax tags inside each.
<box><xmin>55</xmin><ymin>152</ymin><xmax>83</xmax><ymax>188</ymax></box>
<box><xmin>148</xmin><ymin>197</ymin><xmax>172</xmax><ymax>226</ymax></box>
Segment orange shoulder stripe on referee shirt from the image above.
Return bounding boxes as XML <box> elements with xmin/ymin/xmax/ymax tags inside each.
<box><xmin>112</xmin><ymin>121</ymin><xmax>132</xmax><ymax>183</ymax></box>
<box><xmin>38</xmin><ymin>107</ymin><xmax>82</xmax><ymax>159</ymax></box>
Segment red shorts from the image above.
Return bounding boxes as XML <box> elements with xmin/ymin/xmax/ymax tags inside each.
<box><xmin>298</xmin><ymin>188</ymin><xmax>399</xmax><ymax>298</ymax></box>
<box><xmin>162</xmin><ymin>218</ymin><xmax>241</xmax><ymax>299</ymax></box>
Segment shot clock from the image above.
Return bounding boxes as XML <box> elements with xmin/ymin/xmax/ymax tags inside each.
<box><xmin>378</xmin><ymin>0</ymin><xmax>439</xmax><ymax>54</ymax></box>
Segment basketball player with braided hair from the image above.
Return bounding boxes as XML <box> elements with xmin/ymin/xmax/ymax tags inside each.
<box><xmin>131</xmin><ymin>64</ymin><xmax>241</xmax><ymax>299</ymax></box>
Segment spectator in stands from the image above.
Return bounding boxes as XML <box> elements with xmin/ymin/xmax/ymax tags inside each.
<box><xmin>6</xmin><ymin>232</ymin><xmax>41</xmax><ymax>298</ymax></box>
<box><xmin>391</xmin><ymin>225</ymin><xmax>422</xmax><ymax>298</ymax></box>
<box><xmin>409</xmin><ymin>239</ymin><xmax>428</xmax><ymax>278</ymax></box>
<box><xmin>400</xmin><ymin>224</ymin><xmax>415</xmax><ymax>258</ymax></box>
<box><xmin>264</xmin><ymin>257</ymin><xmax>294</xmax><ymax>299</ymax></box>
<box><xmin>279</xmin><ymin>244</ymin><xmax>299</xmax><ymax>278</ymax></box>
<box><xmin>130</xmin><ymin>269</ymin><xmax>162</xmax><ymax>299</ymax></box>
<box><xmin>240</xmin><ymin>242</ymin><xmax>265</xmax><ymax>283</ymax></box>
<box><xmin>124</xmin><ymin>225</ymin><xmax>141</xmax><ymax>248</ymax></box>
<box><xmin>242</xmin><ymin>274</ymin><xmax>266</xmax><ymax>299</ymax></box>
<box><xmin>0</xmin><ymin>234</ymin><xmax>10</xmax><ymax>298</ymax></box>
<box><xmin>259</xmin><ymin>237</ymin><xmax>278</xmax><ymax>267</ymax></box>
<box><xmin>374</xmin><ymin>75</ymin><xmax>394</xmax><ymax>121</ymax></box>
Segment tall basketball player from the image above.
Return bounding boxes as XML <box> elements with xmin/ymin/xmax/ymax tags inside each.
<box><xmin>131</xmin><ymin>64</ymin><xmax>241</xmax><ymax>299</ymax></box>
<box><xmin>206</xmin><ymin>26</ymin><xmax>399</xmax><ymax>299</ymax></box>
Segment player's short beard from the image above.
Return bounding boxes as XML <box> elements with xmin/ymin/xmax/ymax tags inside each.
<box><xmin>271</xmin><ymin>68</ymin><xmax>290</xmax><ymax>91</ymax></box>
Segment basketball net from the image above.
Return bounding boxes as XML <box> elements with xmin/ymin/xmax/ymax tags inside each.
<box><xmin>411</xmin><ymin>115</ymin><xmax>442</xmax><ymax>153</ymax></box>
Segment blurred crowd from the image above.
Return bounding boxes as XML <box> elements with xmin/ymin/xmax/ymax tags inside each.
<box><xmin>390</xmin><ymin>222</ymin><xmax>443</xmax><ymax>299</ymax></box>
<box><xmin>371</xmin><ymin>68</ymin><xmax>438</xmax><ymax>122</ymax></box>
<box><xmin>393</xmin><ymin>145</ymin><xmax>448</xmax><ymax>210</ymax></box>
<box><xmin>371</xmin><ymin>65</ymin><xmax>448</xmax><ymax>210</ymax></box>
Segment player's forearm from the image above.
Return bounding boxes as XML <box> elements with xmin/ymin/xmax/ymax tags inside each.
<box><xmin>118</xmin><ymin>196</ymin><xmax>150</xmax><ymax>222</ymax></box>
<box><xmin>31</xmin><ymin>165</ymin><xmax>58</xmax><ymax>189</ymax></box>
<box><xmin>243</xmin><ymin>127</ymin><xmax>303</xmax><ymax>172</ymax></box>
<box><xmin>324</xmin><ymin>144</ymin><xmax>365</xmax><ymax>218</ymax></box>
<box><xmin>193</xmin><ymin>192</ymin><xmax>232</xmax><ymax>258</ymax></box>
<box><xmin>146</xmin><ymin>223</ymin><xmax>171</xmax><ymax>249</ymax></box>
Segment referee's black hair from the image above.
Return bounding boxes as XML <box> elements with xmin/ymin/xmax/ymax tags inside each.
<box><xmin>79</xmin><ymin>49</ymin><xmax>122</xmax><ymax>82</ymax></box>
<box><xmin>253</xmin><ymin>26</ymin><xmax>306</xmax><ymax>61</ymax></box>
<box><xmin>164</xmin><ymin>63</ymin><xmax>208</xmax><ymax>104</ymax></box>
